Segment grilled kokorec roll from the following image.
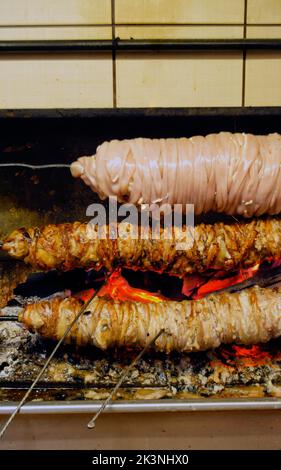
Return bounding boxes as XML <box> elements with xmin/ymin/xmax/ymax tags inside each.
<box><xmin>3</xmin><ymin>218</ymin><xmax>281</xmax><ymax>275</ymax></box>
<box><xmin>20</xmin><ymin>285</ymin><xmax>281</xmax><ymax>352</ymax></box>
<box><xmin>70</xmin><ymin>133</ymin><xmax>281</xmax><ymax>217</ymax></box>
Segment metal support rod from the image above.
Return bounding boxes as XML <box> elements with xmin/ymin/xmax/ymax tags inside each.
<box><xmin>0</xmin><ymin>39</ymin><xmax>281</xmax><ymax>54</ymax></box>
<box><xmin>0</xmin><ymin>107</ymin><xmax>280</xmax><ymax>120</ymax></box>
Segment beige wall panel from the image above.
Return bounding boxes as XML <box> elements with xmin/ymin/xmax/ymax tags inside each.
<box><xmin>248</xmin><ymin>0</ymin><xmax>281</xmax><ymax>24</ymax></box>
<box><xmin>247</xmin><ymin>26</ymin><xmax>281</xmax><ymax>38</ymax></box>
<box><xmin>0</xmin><ymin>26</ymin><xmax>111</xmax><ymax>40</ymax></box>
<box><xmin>0</xmin><ymin>54</ymin><xmax>113</xmax><ymax>108</ymax></box>
<box><xmin>116</xmin><ymin>52</ymin><xmax>243</xmax><ymax>107</ymax></box>
<box><xmin>0</xmin><ymin>0</ymin><xmax>111</xmax><ymax>26</ymax></box>
<box><xmin>116</xmin><ymin>25</ymin><xmax>243</xmax><ymax>39</ymax></box>
<box><xmin>245</xmin><ymin>52</ymin><xmax>281</xmax><ymax>106</ymax></box>
<box><xmin>115</xmin><ymin>0</ymin><xmax>244</xmax><ymax>24</ymax></box>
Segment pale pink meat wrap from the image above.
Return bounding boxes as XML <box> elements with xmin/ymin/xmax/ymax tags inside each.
<box><xmin>70</xmin><ymin>132</ymin><xmax>281</xmax><ymax>217</ymax></box>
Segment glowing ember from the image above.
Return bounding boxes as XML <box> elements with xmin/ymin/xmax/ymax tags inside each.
<box><xmin>98</xmin><ymin>270</ymin><xmax>165</xmax><ymax>303</ymax></box>
<box><xmin>74</xmin><ymin>259</ymin><xmax>281</xmax><ymax>305</ymax></box>
<box><xmin>220</xmin><ymin>344</ymin><xmax>271</xmax><ymax>367</ymax></box>
<box><xmin>182</xmin><ymin>274</ymin><xmax>206</xmax><ymax>297</ymax></box>
<box><xmin>191</xmin><ymin>264</ymin><xmax>260</xmax><ymax>300</ymax></box>
<box><xmin>74</xmin><ymin>288</ymin><xmax>96</xmax><ymax>303</ymax></box>
<box><xmin>75</xmin><ymin>270</ymin><xmax>165</xmax><ymax>304</ymax></box>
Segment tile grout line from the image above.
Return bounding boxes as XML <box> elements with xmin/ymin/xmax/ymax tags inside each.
<box><xmin>242</xmin><ymin>0</ymin><xmax>248</xmax><ymax>107</ymax></box>
<box><xmin>111</xmin><ymin>0</ymin><xmax>117</xmax><ymax>108</ymax></box>
<box><xmin>1</xmin><ymin>23</ymin><xmax>281</xmax><ymax>28</ymax></box>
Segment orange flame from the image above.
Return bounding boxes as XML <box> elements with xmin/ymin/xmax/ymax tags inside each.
<box><xmin>98</xmin><ymin>270</ymin><xmax>165</xmax><ymax>303</ymax></box>
<box><xmin>75</xmin><ymin>260</ymin><xmax>278</xmax><ymax>305</ymax></box>
<box><xmin>192</xmin><ymin>264</ymin><xmax>260</xmax><ymax>299</ymax></box>
<box><xmin>220</xmin><ymin>344</ymin><xmax>271</xmax><ymax>367</ymax></box>
<box><xmin>75</xmin><ymin>270</ymin><xmax>165</xmax><ymax>304</ymax></box>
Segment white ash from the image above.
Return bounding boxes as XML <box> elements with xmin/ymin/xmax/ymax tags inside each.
<box><xmin>0</xmin><ymin>305</ymin><xmax>25</xmax><ymax>345</ymax></box>
<box><xmin>12</xmin><ymin>290</ymin><xmax>70</xmax><ymax>307</ymax></box>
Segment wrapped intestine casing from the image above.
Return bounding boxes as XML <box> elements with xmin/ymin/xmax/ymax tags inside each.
<box><xmin>70</xmin><ymin>132</ymin><xmax>281</xmax><ymax>217</ymax></box>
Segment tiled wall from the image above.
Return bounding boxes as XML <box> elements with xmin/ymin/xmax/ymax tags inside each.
<box><xmin>0</xmin><ymin>0</ymin><xmax>280</xmax><ymax>108</ymax></box>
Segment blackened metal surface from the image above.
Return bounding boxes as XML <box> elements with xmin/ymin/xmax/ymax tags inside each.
<box><xmin>1</xmin><ymin>107</ymin><xmax>281</xmax><ymax>119</ymax></box>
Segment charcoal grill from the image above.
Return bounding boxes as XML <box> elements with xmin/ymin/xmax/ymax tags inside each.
<box><xmin>1</xmin><ymin>107</ymin><xmax>281</xmax><ymax>414</ymax></box>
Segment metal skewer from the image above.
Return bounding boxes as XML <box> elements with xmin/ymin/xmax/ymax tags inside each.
<box><xmin>0</xmin><ymin>315</ymin><xmax>18</xmax><ymax>322</ymax></box>
<box><xmin>0</xmin><ymin>163</ymin><xmax>70</xmax><ymax>169</ymax></box>
<box><xmin>87</xmin><ymin>328</ymin><xmax>165</xmax><ymax>429</ymax></box>
<box><xmin>0</xmin><ymin>272</ymin><xmax>111</xmax><ymax>439</ymax></box>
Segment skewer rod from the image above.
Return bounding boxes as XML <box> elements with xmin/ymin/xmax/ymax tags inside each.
<box><xmin>0</xmin><ymin>316</ymin><xmax>18</xmax><ymax>322</ymax></box>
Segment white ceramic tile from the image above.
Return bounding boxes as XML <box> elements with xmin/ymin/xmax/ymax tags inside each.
<box><xmin>0</xmin><ymin>26</ymin><xmax>112</xmax><ymax>40</ymax></box>
<box><xmin>115</xmin><ymin>0</ymin><xmax>244</xmax><ymax>24</ymax></box>
<box><xmin>0</xmin><ymin>0</ymin><xmax>111</xmax><ymax>26</ymax></box>
<box><xmin>247</xmin><ymin>26</ymin><xmax>281</xmax><ymax>38</ymax></box>
<box><xmin>245</xmin><ymin>52</ymin><xmax>281</xmax><ymax>106</ymax></box>
<box><xmin>248</xmin><ymin>0</ymin><xmax>281</xmax><ymax>24</ymax></box>
<box><xmin>0</xmin><ymin>54</ymin><xmax>113</xmax><ymax>108</ymax></box>
<box><xmin>116</xmin><ymin>25</ymin><xmax>243</xmax><ymax>39</ymax></box>
<box><xmin>116</xmin><ymin>51</ymin><xmax>243</xmax><ymax>107</ymax></box>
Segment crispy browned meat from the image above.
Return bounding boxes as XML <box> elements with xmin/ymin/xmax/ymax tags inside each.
<box><xmin>20</xmin><ymin>285</ymin><xmax>281</xmax><ymax>353</ymax></box>
<box><xmin>3</xmin><ymin>218</ymin><xmax>281</xmax><ymax>276</ymax></box>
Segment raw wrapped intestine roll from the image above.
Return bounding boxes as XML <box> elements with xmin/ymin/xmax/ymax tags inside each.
<box><xmin>70</xmin><ymin>132</ymin><xmax>281</xmax><ymax>217</ymax></box>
